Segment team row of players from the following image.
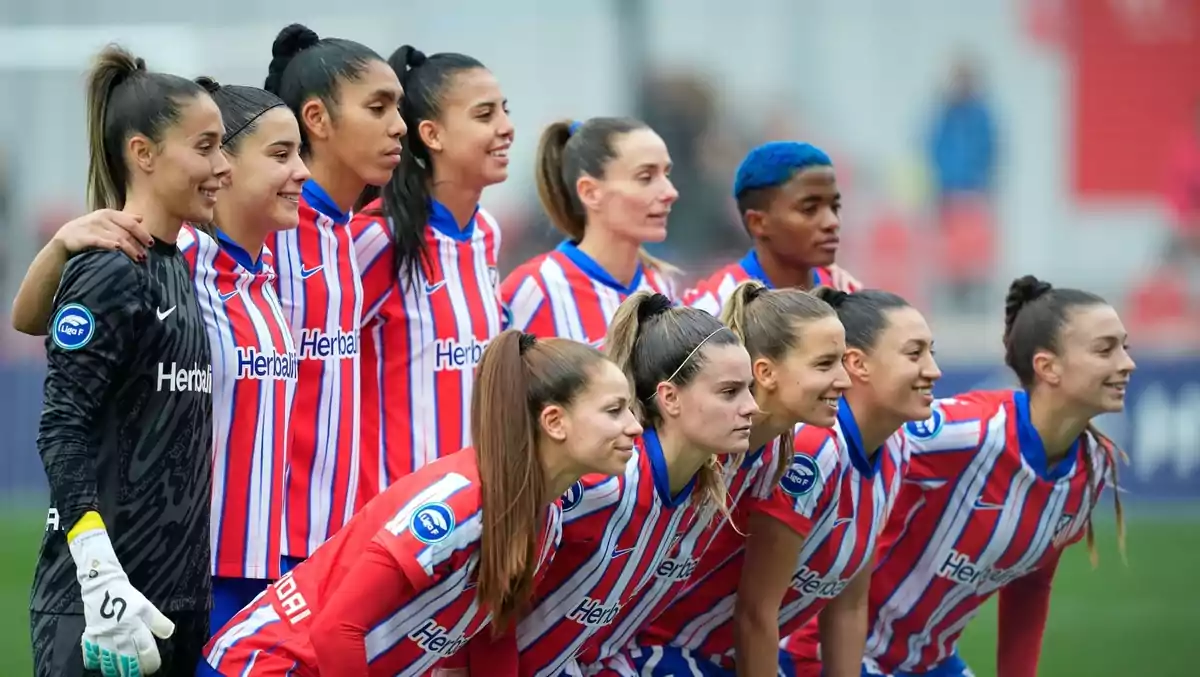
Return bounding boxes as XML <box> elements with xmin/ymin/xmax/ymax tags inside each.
<box><xmin>15</xmin><ymin>22</ymin><xmax>1131</xmax><ymax>677</ymax></box>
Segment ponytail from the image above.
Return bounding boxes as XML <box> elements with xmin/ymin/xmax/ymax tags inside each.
<box><xmin>536</xmin><ymin>120</ymin><xmax>584</xmax><ymax>242</ymax></box>
<box><xmin>85</xmin><ymin>45</ymin><xmax>206</xmax><ymax>212</ymax></box>
<box><xmin>472</xmin><ymin>329</ymin><xmax>610</xmax><ymax>628</ymax></box>
<box><xmin>86</xmin><ymin>46</ymin><xmax>146</xmax><ymax>211</ymax></box>
<box><xmin>473</xmin><ymin>330</ymin><xmax>541</xmax><ymax>630</ymax></box>
<box><xmin>1082</xmin><ymin>424</ymin><xmax>1128</xmax><ymax>568</ymax></box>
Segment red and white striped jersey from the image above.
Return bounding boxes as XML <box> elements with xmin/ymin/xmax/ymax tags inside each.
<box><xmin>351</xmin><ymin>199</ymin><xmax>504</xmax><ymax>507</ymax></box>
<box><xmin>204</xmin><ymin>449</ymin><xmax>563</xmax><ymax>677</ymax></box>
<box><xmin>501</xmin><ymin>241</ymin><xmax>678</xmax><ymax>345</ymax></box>
<box><xmin>516</xmin><ymin>429</ymin><xmax>715</xmax><ymax>677</ymax></box>
<box><xmin>682</xmin><ymin>250</ymin><xmax>859</xmax><ymax>316</ymax></box>
<box><xmin>178</xmin><ymin>226</ymin><xmax>296</xmax><ymax>580</ymax></box>
<box><xmin>847</xmin><ymin>390</ymin><xmax>1111</xmax><ymax>674</ymax></box>
<box><xmin>583</xmin><ymin>440</ymin><xmax>786</xmax><ymax>675</ymax></box>
<box><xmin>269</xmin><ymin>180</ymin><xmax>363</xmax><ymax>559</ymax></box>
<box><xmin>656</xmin><ymin>402</ymin><xmax>905</xmax><ymax>671</ymax></box>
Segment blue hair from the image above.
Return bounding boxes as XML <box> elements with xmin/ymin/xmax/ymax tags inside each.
<box><xmin>733</xmin><ymin>141</ymin><xmax>832</xmax><ymax>198</ymax></box>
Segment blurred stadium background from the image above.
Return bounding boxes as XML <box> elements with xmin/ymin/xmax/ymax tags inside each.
<box><xmin>2</xmin><ymin>0</ymin><xmax>1199</xmax><ymax>674</ymax></box>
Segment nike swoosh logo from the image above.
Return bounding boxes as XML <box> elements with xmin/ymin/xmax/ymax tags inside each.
<box><xmin>833</xmin><ymin>517</ymin><xmax>854</xmax><ymax>529</ymax></box>
<box><xmin>218</xmin><ymin>290</ymin><xmax>239</xmax><ymax>302</ymax></box>
<box><xmin>300</xmin><ymin>265</ymin><xmax>324</xmax><ymax>279</ymax></box>
<box><xmin>973</xmin><ymin>499</ymin><xmax>1006</xmax><ymax>511</ymax></box>
<box><xmin>156</xmin><ymin>306</ymin><xmax>176</xmax><ymax>321</ymax></box>
<box><xmin>424</xmin><ymin>281</ymin><xmax>447</xmax><ymax>295</ymax></box>
<box><xmin>611</xmin><ymin>547</ymin><xmax>635</xmax><ymax>560</ymax></box>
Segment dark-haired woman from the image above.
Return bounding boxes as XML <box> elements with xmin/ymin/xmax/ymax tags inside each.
<box><xmin>10</xmin><ymin>76</ymin><xmax>313</xmax><ymax>654</ymax></box>
<box><xmin>684</xmin><ymin>141</ymin><xmax>861</xmax><ymax>316</ymax></box>
<box><xmin>500</xmin><ymin>117</ymin><xmax>680</xmax><ymax>346</ymax></box>
<box><xmin>784</xmin><ymin>275</ymin><xmax>1134</xmax><ymax>677</ymax></box>
<box><xmin>28</xmin><ymin>46</ymin><xmax>227</xmax><ymax>677</ymax></box>
<box><xmin>204</xmin><ymin>331</ymin><xmax>643</xmax><ymax>677</ymax></box>
<box><xmin>349</xmin><ymin>45</ymin><xmax>511</xmax><ymax>508</ymax></box>
<box><xmin>261</xmin><ymin>24</ymin><xmax>405</xmax><ymax>569</ymax></box>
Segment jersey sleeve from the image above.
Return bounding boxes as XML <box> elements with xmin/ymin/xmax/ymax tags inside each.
<box><xmin>746</xmin><ymin>426</ymin><xmax>840</xmax><ymax>536</ymax></box>
<box><xmin>309</xmin><ymin>541</ymin><xmax>420</xmax><ymax>677</ymax></box>
<box><xmin>36</xmin><ymin>250</ymin><xmax>144</xmax><ymax>529</ymax></box>
<box><xmin>372</xmin><ymin>494</ymin><xmax>481</xmax><ymax>591</ymax></box>
<box><xmin>351</xmin><ymin>216</ymin><xmax>396</xmax><ymax>325</ymax></box>
<box><xmin>499</xmin><ymin>268</ymin><xmax>555</xmax><ymax>336</ymax></box>
<box><xmin>996</xmin><ymin>552</ymin><xmax>1060</xmax><ymax>677</ymax></box>
<box><xmin>901</xmin><ymin>395</ymin><xmax>998</xmax><ymax>485</ymax></box>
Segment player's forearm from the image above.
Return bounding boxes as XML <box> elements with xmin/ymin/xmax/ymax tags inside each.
<box><xmin>38</xmin><ymin>437</ymin><xmax>99</xmax><ymax>531</ymax></box>
<box><xmin>11</xmin><ymin>239</ymin><xmax>69</xmax><ymax>335</ymax></box>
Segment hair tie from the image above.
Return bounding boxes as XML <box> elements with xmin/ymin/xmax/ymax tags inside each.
<box><xmin>746</xmin><ymin>284</ymin><xmax>768</xmax><ymax>303</ymax></box>
<box><xmin>568</xmin><ymin>120</ymin><xmax>583</xmax><ymax>136</ymax></box>
<box><xmin>518</xmin><ymin>333</ymin><xmax>538</xmax><ymax>355</ymax></box>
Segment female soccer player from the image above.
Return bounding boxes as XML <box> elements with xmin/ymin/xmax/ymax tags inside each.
<box><xmin>262</xmin><ymin>24</ymin><xmax>406</xmax><ymax>568</ymax></box>
<box><xmin>639</xmin><ymin>287</ymin><xmax>940</xmax><ymax>677</ymax></box>
<box><xmin>515</xmin><ymin>292</ymin><xmax>759</xmax><ymax>677</ymax></box>
<box><xmin>501</xmin><ymin>117</ymin><xmax>680</xmax><ymax>344</ymax></box>
<box><xmin>350</xmin><ymin>44</ymin><xmax>511</xmax><ymax>505</ymax></box>
<box><xmin>12</xmin><ymin>78</ymin><xmax>311</xmax><ymax>645</ymax></box>
<box><xmin>583</xmin><ymin>280</ymin><xmax>853</xmax><ymax>675</ymax></box>
<box><xmin>786</xmin><ymin>275</ymin><xmax>1133</xmax><ymax>677</ymax></box>
<box><xmin>29</xmin><ymin>46</ymin><xmax>227</xmax><ymax>677</ymax></box>
<box><xmin>176</xmin><ymin>78</ymin><xmax>309</xmax><ymax>638</ymax></box>
<box><xmin>204</xmin><ymin>330</ymin><xmax>644</xmax><ymax>677</ymax></box>
<box><xmin>684</xmin><ymin>141</ymin><xmax>861</xmax><ymax>315</ymax></box>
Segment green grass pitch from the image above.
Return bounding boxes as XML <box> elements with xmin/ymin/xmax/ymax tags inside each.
<box><xmin>0</xmin><ymin>510</ymin><xmax>1195</xmax><ymax>676</ymax></box>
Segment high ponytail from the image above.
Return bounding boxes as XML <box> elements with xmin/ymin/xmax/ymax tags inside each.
<box><xmin>536</xmin><ymin>120</ymin><xmax>583</xmax><ymax>242</ymax></box>
<box><xmin>473</xmin><ymin>329</ymin><xmax>610</xmax><ymax>629</ymax></box>
<box><xmin>85</xmin><ymin>44</ymin><xmax>206</xmax><ymax>211</ymax></box>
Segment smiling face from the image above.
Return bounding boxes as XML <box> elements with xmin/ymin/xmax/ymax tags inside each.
<box><xmin>419</xmin><ymin>67</ymin><xmax>514</xmax><ymax>189</ymax></box>
<box><xmin>1038</xmin><ymin>304</ymin><xmax>1136</xmax><ymax>415</ymax></box>
<box><xmin>756</xmin><ymin>315</ymin><xmax>851</xmax><ymax>428</ymax></box>
<box><xmin>547</xmin><ymin>360</ymin><xmax>644</xmax><ymax>477</ymax></box>
<box><xmin>137</xmin><ymin>93</ymin><xmax>230</xmax><ymax>224</ymax></box>
<box><xmin>853</xmin><ymin>306</ymin><xmax>942</xmax><ymax>423</ymax></box>
<box><xmin>218</xmin><ymin>107</ymin><xmax>310</xmax><ymax>233</ymax></box>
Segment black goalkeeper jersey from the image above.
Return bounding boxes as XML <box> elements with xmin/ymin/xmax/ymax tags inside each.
<box><xmin>30</xmin><ymin>239</ymin><xmax>213</xmax><ymax>615</ymax></box>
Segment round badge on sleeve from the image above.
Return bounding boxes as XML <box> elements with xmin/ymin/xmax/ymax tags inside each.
<box><xmin>561</xmin><ymin>480</ymin><xmax>585</xmax><ymax>513</ymax></box>
<box><xmin>410</xmin><ymin>502</ymin><xmax>456</xmax><ymax>544</ymax></box>
<box><xmin>52</xmin><ymin>303</ymin><xmax>96</xmax><ymax>351</ymax></box>
<box><xmin>780</xmin><ymin>454</ymin><xmax>819</xmax><ymax>496</ymax></box>
<box><xmin>905</xmin><ymin>407</ymin><xmax>944</xmax><ymax>439</ymax></box>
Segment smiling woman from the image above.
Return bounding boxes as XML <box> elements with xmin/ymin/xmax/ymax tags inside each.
<box><xmin>29</xmin><ymin>44</ymin><xmax>223</xmax><ymax>677</ymax></box>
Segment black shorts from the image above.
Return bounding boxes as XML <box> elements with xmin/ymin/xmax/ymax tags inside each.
<box><xmin>31</xmin><ymin>610</ymin><xmax>209</xmax><ymax>677</ymax></box>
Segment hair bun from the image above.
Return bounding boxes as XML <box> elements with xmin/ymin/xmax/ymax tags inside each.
<box><xmin>636</xmin><ymin>293</ymin><xmax>674</xmax><ymax>323</ymax></box>
<box><xmin>133</xmin><ymin>57</ymin><xmax>147</xmax><ymax>72</ymax></box>
<box><xmin>812</xmin><ymin>286</ymin><xmax>849</xmax><ymax>308</ymax></box>
<box><xmin>403</xmin><ymin>46</ymin><xmax>427</xmax><ymax>68</ymax></box>
<box><xmin>273</xmin><ymin>23</ymin><xmax>321</xmax><ymax>59</ymax></box>
<box><xmin>1009</xmin><ymin>275</ymin><xmax>1053</xmax><ymax>304</ymax></box>
<box><xmin>194</xmin><ymin>76</ymin><xmax>221</xmax><ymax>94</ymax></box>
<box><xmin>518</xmin><ymin>333</ymin><xmax>538</xmax><ymax>355</ymax></box>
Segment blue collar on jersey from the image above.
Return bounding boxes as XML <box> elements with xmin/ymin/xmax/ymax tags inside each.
<box><xmin>1013</xmin><ymin>390</ymin><xmax>1080</xmax><ymax>481</ymax></box>
<box><xmin>741</xmin><ymin>443</ymin><xmax>768</xmax><ymax>469</ymax></box>
<box><xmin>642</xmin><ymin>427</ymin><xmax>698</xmax><ymax>508</ymax></box>
<box><xmin>302</xmin><ymin>179</ymin><xmax>350</xmax><ymax>225</ymax></box>
<box><xmin>837</xmin><ymin>398</ymin><xmax>884</xmax><ymax>478</ymax></box>
<box><xmin>214</xmin><ymin>228</ymin><xmax>263</xmax><ymax>273</ymax></box>
<box><xmin>738</xmin><ymin>250</ymin><xmax>820</xmax><ymax>289</ymax></box>
<box><xmin>556</xmin><ymin>240</ymin><xmax>646</xmax><ymax>295</ymax></box>
<box><xmin>428</xmin><ymin>199</ymin><xmax>480</xmax><ymax>242</ymax></box>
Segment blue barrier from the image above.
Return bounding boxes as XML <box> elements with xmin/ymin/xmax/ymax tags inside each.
<box><xmin>2</xmin><ymin>355</ymin><xmax>1198</xmax><ymax>501</ymax></box>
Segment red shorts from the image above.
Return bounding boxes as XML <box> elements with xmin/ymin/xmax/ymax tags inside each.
<box><xmin>202</xmin><ymin>594</ymin><xmax>315</xmax><ymax>677</ymax></box>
